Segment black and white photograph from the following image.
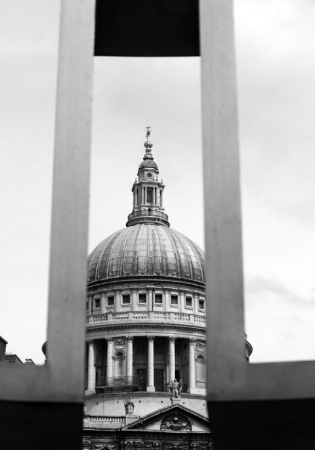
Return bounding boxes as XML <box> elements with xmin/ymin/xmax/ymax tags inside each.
<box><xmin>1</xmin><ymin>1</ymin><xmax>315</xmax><ymax>449</ymax></box>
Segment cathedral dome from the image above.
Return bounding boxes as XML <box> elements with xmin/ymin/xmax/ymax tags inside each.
<box><xmin>87</xmin><ymin>223</ymin><xmax>205</xmax><ymax>285</ymax></box>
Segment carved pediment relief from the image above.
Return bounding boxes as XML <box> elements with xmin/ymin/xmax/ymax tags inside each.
<box><xmin>196</xmin><ymin>340</ymin><xmax>205</xmax><ymax>353</ymax></box>
<box><xmin>114</xmin><ymin>337</ymin><xmax>125</xmax><ymax>349</ymax></box>
<box><xmin>162</xmin><ymin>443</ymin><xmax>189</xmax><ymax>450</ymax></box>
<box><xmin>160</xmin><ymin>414</ymin><xmax>192</xmax><ymax>431</ymax></box>
<box><xmin>92</xmin><ymin>443</ymin><xmax>119</xmax><ymax>450</ymax></box>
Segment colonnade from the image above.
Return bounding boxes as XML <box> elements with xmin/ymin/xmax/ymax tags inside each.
<box><xmin>86</xmin><ymin>336</ymin><xmax>198</xmax><ymax>394</ymax></box>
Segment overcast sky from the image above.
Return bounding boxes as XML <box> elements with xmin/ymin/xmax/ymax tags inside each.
<box><xmin>1</xmin><ymin>0</ymin><xmax>315</xmax><ymax>364</ymax></box>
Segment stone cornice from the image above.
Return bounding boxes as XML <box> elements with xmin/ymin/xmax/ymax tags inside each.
<box><xmin>88</xmin><ymin>276</ymin><xmax>205</xmax><ymax>291</ymax></box>
<box><xmin>86</xmin><ymin>322</ymin><xmax>206</xmax><ymax>335</ymax></box>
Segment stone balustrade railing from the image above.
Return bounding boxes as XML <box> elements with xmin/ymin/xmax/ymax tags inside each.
<box><xmin>84</xmin><ymin>415</ymin><xmax>126</xmax><ymax>429</ymax></box>
<box><xmin>87</xmin><ymin>311</ymin><xmax>206</xmax><ymax>326</ymax></box>
<box><xmin>84</xmin><ymin>415</ymin><xmax>125</xmax><ymax>424</ymax></box>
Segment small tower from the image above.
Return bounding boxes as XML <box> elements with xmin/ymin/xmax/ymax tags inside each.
<box><xmin>126</xmin><ymin>127</ymin><xmax>170</xmax><ymax>227</ymax></box>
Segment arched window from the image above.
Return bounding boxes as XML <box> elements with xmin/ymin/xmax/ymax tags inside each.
<box><xmin>196</xmin><ymin>354</ymin><xmax>206</xmax><ymax>387</ymax></box>
<box><xmin>114</xmin><ymin>351</ymin><xmax>125</xmax><ymax>379</ymax></box>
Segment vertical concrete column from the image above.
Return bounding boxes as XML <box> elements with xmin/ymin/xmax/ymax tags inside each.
<box><xmin>169</xmin><ymin>336</ymin><xmax>176</xmax><ymax>383</ymax></box>
<box><xmin>188</xmin><ymin>338</ymin><xmax>196</xmax><ymax>392</ymax></box>
<box><xmin>87</xmin><ymin>340</ymin><xmax>95</xmax><ymax>393</ymax></box>
<box><xmin>147</xmin><ymin>336</ymin><xmax>155</xmax><ymax>392</ymax></box>
<box><xmin>127</xmin><ymin>336</ymin><xmax>134</xmax><ymax>380</ymax></box>
<box><xmin>106</xmin><ymin>337</ymin><xmax>113</xmax><ymax>381</ymax></box>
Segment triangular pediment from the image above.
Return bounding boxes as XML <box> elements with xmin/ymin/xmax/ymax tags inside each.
<box><xmin>123</xmin><ymin>403</ymin><xmax>210</xmax><ymax>433</ymax></box>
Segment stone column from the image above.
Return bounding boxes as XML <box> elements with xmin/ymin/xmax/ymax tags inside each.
<box><xmin>147</xmin><ymin>336</ymin><xmax>155</xmax><ymax>392</ymax></box>
<box><xmin>115</xmin><ymin>290</ymin><xmax>120</xmax><ymax>311</ymax></box>
<box><xmin>106</xmin><ymin>338</ymin><xmax>113</xmax><ymax>384</ymax></box>
<box><xmin>132</xmin><ymin>289</ymin><xmax>137</xmax><ymax>310</ymax></box>
<box><xmin>194</xmin><ymin>294</ymin><xmax>199</xmax><ymax>315</ymax></box>
<box><xmin>88</xmin><ymin>296</ymin><xmax>92</xmax><ymax>315</ymax></box>
<box><xmin>148</xmin><ymin>289</ymin><xmax>153</xmax><ymax>312</ymax></box>
<box><xmin>101</xmin><ymin>294</ymin><xmax>106</xmax><ymax>314</ymax></box>
<box><xmin>126</xmin><ymin>336</ymin><xmax>134</xmax><ymax>381</ymax></box>
<box><xmin>169</xmin><ymin>336</ymin><xmax>176</xmax><ymax>384</ymax></box>
<box><xmin>87</xmin><ymin>341</ymin><xmax>95</xmax><ymax>393</ymax></box>
<box><xmin>188</xmin><ymin>338</ymin><xmax>196</xmax><ymax>392</ymax></box>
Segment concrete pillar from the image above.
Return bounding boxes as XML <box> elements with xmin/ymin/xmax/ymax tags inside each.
<box><xmin>169</xmin><ymin>336</ymin><xmax>176</xmax><ymax>384</ymax></box>
<box><xmin>188</xmin><ymin>338</ymin><xmax>196</xmax><ymax>392</ymax></box>
<box><xmin>87</xmin><ymin>340</ymin><xmax>95</xmax><ymax>393</ymax></box>
<box><xmin>127</xmin><ymin>336</ymin><xmax>134</xmax><ymax>381</ymax></box>
<box><xmin>147</xmin><ymin>336</ymin><xmax>155</xmax><ymax>392</ymax></box>
<box><xmin>106</xmin><ymin>338</ymin><xmax>113</xmax><ymax>382</ymax></box>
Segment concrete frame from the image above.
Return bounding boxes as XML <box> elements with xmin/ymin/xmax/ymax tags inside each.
<box><xmin>1</xmin><ymin>0</ymin><xmax>314</xmax><ymax>408</ymax></box>
<box><xmin>0</xmin><ymin>0</ymin><xmax>96</xmax><ymax>403</ymax></box>
<box><xmin>201</xmin><ymin>0</ymin><xmax>315</xmax><ymax>401</ymax></box>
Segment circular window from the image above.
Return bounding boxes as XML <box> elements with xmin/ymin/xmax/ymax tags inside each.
<box><xmin>147</xmin><ymin>173</ymin><xmax>152</xmax><ymax>178</ymax></box>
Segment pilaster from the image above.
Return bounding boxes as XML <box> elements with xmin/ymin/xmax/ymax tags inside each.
<box><xmin>147</xmin><ymin>336</ymin><xmax>155</xmax><ymax>392</ymax></box>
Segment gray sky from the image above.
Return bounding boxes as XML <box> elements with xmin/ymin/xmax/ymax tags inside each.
<box><xmin>1</xmin><ymin>0</ymin><xmax>315</xmax><ymax>364</ymax></box>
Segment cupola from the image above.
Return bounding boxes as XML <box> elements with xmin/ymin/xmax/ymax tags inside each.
<box><xmin>126</xmin><ymin>127</ymin><xmax>170</xmax><ymax>227</ymax></box>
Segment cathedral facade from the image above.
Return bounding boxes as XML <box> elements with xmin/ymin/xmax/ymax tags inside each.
<box><xmin>83</xmin><ymin>129</ymin><xmax>249</xmax><ymax>449</ymax></box>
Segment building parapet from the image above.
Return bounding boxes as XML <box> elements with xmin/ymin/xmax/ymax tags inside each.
<box><xmin>87</xmin><ymin>311</ymin><xmax>206</xmax><ymax>326</ymax></box>
<box><xmin>84</xmin><ymin>415</ymin><xmax>126</xmax><ymax>429</ymax></box>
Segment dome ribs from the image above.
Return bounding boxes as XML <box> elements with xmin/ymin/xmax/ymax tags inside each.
<box><xmin>87</xmin><ymin>232</ymin><xmax>117</xmax><ymax>281</ymax></box>
<box><xmin>87</xmin><ymin>224</ymin><xmax>205</xmax><ymax>284</ymax></box>
<box><xmin>95</xmin><ymin>230</ymin><xmax>121</xmax><ymax>280</ymax></box>
<box><xmin>120</xmin><ymin>225</ymin><xmax>138</xmax><ymax>276</ymax></box>
<box><xmin>179</xmin><ymin>231</ymin><xmax>202</xmax><ymax>282</ymax></box>
<box><xmin>132</xmin><ymin>222</ymin><xmax>143</xmax><ymax>275</ymax></box>
<box><xmin>137</xmin><ymin>224</ymin><xmax>149</xmax><ymax>275</ymax></box>
<box><xmin>193</xmin><ymin>242</ymin><xmax>205</xmax><ymax>283</ymax></box>
<box><xmin>155</xmin><ymin>225</ymin><xmax>171</xmax><ymax>276</ymax></box>
<box><xmin>166</xmin><ymin>227</ymin><xmax>183</xmax><ymax>279</ymax></box>
<box><xmin>168</xmin><ymin>229</ymin><xmax>191</xmax><ymax>279</ymax></box>
<box><xmin>152</xmin><ymin>225</ymin><xmax>163</xmax><ymax>275</ymax></box>
<box><xmin>162</xmin><ymin>227</ymin><xmax>178</xmax><ymax>276</ymax></box>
